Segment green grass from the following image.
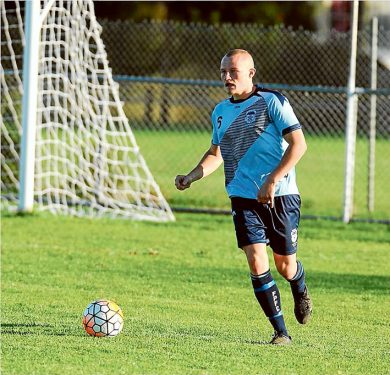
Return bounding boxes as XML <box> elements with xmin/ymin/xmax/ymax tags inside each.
<box><xmin>1</xmin><ymin>212</ymin><xmax>390</xmax><ymax>374</ymax></box>
<box><xmin>134</xmin><ymin>131</ymin><xmax>390</xmax><ymax>220</ymax></box>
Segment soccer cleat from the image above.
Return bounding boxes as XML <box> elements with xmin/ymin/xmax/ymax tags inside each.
<box><xmin>269</xmin><ymin>331</ymin><xmax>292</xmax><ymax>345</ymax></box>
<box><xmin>293</xmin><ymin>286</ymin><xmax>313</xmax><ymax>324</ymax></box>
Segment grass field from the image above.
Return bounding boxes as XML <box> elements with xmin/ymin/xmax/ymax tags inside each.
<box><xmin>1</xmin><ymin>212</ymin><xmax>390</xmax><ymax>374</ymax></box>
<box><xmin>134</xmin><ymin>131</ymin><xmax>390</xmax><ymax>220</ymax></box>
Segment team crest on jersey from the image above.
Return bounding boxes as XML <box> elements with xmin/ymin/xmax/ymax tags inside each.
<box><xmin>245</xmin><ymin>110</ymin><xmax>257</xmax><ymax>124</ymax></box>
<box><xmin>291</xmin><ymin>228</ymin><xmax>298</xmax><ymax>244</ymax></box>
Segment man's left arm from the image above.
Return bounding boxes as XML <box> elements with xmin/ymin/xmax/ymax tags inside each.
<box><xmin>257</xmin><ymin>129</ymin><xmax>307</xmax><ymax>207</ymax></box>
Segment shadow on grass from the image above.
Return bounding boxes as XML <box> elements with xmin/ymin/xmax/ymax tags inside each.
<box><xmin>305</xmin><ymin>271</ymin><xmax>390</xmax><ymax>294</ymax></box>
<box><xmin>1</xmin><ymin>322</ymin><xmax>76</xmax><ymax>336</ymax></box>
<box><xmin>166</xmin><ymin>263</ymin><xmax>390</xmax><ymax>295</ymax></box>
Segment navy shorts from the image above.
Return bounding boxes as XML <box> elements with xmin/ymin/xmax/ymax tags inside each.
<box><xmin>231</xmin><ymin>195</ymin><xmax>301</xmax><ymax>255</ymax></box>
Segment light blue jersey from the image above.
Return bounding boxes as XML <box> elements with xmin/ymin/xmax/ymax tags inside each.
<box><xmin>211</xmin><ymin>86</ymin><xmax>302</xmax><ymax>199</ymax></box>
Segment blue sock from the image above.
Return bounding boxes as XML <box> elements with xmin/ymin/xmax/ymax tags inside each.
<box><xmin>251</xmin><ymin>270</ymin><xmax>288</xmax><ymax>335</ymax></box>
<box><xmin>289</xmin><ymin>260</ymin><xmax>306</xmax><ymax>297</ymax></box>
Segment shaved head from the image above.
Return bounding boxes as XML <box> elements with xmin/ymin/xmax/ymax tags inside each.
<box><xmin>220</xmin><ymin>49</ymin><xmax>256</xmax><ymax>100</ymax></box>
<box><xmin>223</xmin><ymin>49</ymin><xmax>255</xmax><ymax>69</ymax></box>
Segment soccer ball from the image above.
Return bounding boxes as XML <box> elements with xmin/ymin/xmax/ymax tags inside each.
<box><xmin>82</xmin><ymin>299</ymin><xmax>124</xmax><ymax>337</ymax></box>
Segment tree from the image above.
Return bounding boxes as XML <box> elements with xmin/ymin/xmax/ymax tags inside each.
<box><xmin>94</xmin><ymin>1</ymin><xmax>317</xmax><ymax>30</ymax></box>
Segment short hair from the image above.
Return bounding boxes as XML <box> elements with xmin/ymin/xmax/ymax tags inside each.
<box><xmin>223</xmin><ymin>49</ymin><xmax>255</xmax><ymax>71</ymax></box>
<box><xmin>224</xmin><ymin>49</ymin><xmax>253</xmax><ymax>58</ymax></box>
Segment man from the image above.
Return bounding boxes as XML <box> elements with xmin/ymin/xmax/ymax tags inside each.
<box><xmin>175</xmin><ymin>49</ymin><xmax>312</xmax><ymax>345</ymax></box>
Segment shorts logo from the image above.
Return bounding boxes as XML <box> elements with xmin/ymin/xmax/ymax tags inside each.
<box><xmin>245</xmin><ymin>110</ymin><xmax>256</xmax><ymax>124</ymax></box>
<box><xmin>291</xmin><ymin>228</ymin><xmax>298</xmax><ymax>243</ymax></box>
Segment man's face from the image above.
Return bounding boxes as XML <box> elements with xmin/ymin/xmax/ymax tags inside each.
<box><xmin>220</xmin><ymin>54</ymin><xmax>255</xmax><ymax>98</ymax></box>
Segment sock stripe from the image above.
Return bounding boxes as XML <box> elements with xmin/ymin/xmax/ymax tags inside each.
<box><xmin>290</xmin><ymin>261</ymin><xmax>303</xmax><ymax>281</ymax></box>
<box><xmin>250</xmin><ymin>270</ymin><xmax>270</xmax><ymax>279</ymax></box>
<box><xmin>289</xmin><ymin>260</ymin><xmax>306</xmax><ymax>295</ymax></box>
<box><xmin>251</xmin><ymin>272</ymin><xmax>288</xmax><ymax>335</ymax></box>
<box><xmin>269</xmin><ymin>311</ymin><xmax>283</xmax><ymax>320</ymax></box>
<box><xmin>253</xmin><ymin>280</ymin><xmax>275</xmax><ymax>293</ymax></box>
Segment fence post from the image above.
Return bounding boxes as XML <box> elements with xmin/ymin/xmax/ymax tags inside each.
<box><xmin>18</xmin><ymin>0</ymin><xmax>41</xmax><ymax>213</ymax></box>
<box><xmin>368</xmin><ymin>17</ymin><xmax>378</xmax><ymax>212</ymax></box>
<box><xmin>342</xmin><ymin>0</ymin><xmax>359</xmax><ymax>223</ymax></box>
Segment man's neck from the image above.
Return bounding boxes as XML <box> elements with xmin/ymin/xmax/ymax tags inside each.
<box><xmin>232</xmin><ymin>85</ymin><xmax>256</xmax><ymax>101</ymax></box>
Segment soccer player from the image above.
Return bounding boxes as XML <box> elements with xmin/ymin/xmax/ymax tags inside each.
<box><xmin>175</xmin><ymin>49</ymin><xmax>312</xmax><ymax>345</ymax></box>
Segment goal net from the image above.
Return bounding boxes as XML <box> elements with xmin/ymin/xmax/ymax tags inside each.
<box><xmin>1</xmin><ymin>1</ymin><xmax>174</xmax><ymax>222</ymax></box>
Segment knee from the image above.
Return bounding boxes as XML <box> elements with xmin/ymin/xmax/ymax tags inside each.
<box><xmin>275</xmin><ymin>260</ymin><xmax>296</xmax><ymax>280</ymax></box>
<box><xmin>246</xmin><ymin>252</ymin><xmax>267</xmax><ymax>275</ymax></box>
<box><xmin>242</xmin><ymin>245</ymin><xmax>269</xmax><ymax>275</ymax></box>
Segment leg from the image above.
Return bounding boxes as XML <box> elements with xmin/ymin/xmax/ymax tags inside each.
<box><xmin>267</xmin><ymin>195</ymin><xmax>312</xmax><ymax>325</ymax></box>
<box><xmin>242</xmin><ymin>242</ymin><xmax>269</xmax><ymax>275</ymax></box>
<box><xmin>243</xmin><ymin>243</ymin><xmax>290</xmax><ymax>344</ymax></box>
<box><xmin>230</xmin><ymin>198</ymin><xmax>291</xmax><ymax>344</ymax></box>
<box><xmin>273</xmin><ymin>252</ymin><xmax>297</xmax><ymax>280</ymax></box>
<box><xmin>273</xmin><ymin>252</ymin><xmax>312</xmax><ymax>324</ymax></box>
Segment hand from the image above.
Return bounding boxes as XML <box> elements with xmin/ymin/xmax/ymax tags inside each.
<box><xmin>175</xmin><ymin>175</ymin><xmax>192</xmax><ymax>190</ymax></box>
<box><xmin>257</xmin><ymin>179</ymin><xmax>275</xmax><ymax>208</ymax></box>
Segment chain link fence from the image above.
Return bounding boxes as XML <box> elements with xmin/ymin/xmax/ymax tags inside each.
<box><xmin>98</xmin><ymin>19</ymin><xmax>390</xmax><ymax>221</ymax></box>
<box><xmin>100</xmin><ymin>19</ymin><xmax>390</xmax><ymax>88</ymax></box>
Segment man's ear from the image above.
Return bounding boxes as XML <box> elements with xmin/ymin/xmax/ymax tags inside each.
<box><xmin>249</xmin><ymin>68</ymin><xmax>256</xmax><ymax>78</ymax></box>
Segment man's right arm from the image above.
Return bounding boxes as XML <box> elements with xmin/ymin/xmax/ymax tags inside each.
<box><xmin>175</xmin><ymin>144</ymin><xmax>223</xmax><ymax>190</ymax></box>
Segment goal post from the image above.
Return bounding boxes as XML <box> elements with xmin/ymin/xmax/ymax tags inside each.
<box><xmin>342</xmin><ymin>0</ymin><xmax>359</xmax><ymax>224</ymax></box>
<box><xmin>1</xmin><ymin>0</ymin><xmax>174</xmax><ymax>222</ymax></box>
<box><xmin>18</xmin><ymin>0</ymin><xmax>40</xmax><ymax>212</ymax></box>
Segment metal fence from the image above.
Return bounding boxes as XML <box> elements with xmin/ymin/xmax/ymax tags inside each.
<box><xmin>97</xmin><ymin>19</ymin><xmax>390</xmax><ymax>221</ymax></box>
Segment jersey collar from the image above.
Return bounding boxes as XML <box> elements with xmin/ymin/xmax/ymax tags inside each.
<box><xmin>229</xmin><ymin>85</ymin><xmax>260</xmax><ymax>104</ymax></box>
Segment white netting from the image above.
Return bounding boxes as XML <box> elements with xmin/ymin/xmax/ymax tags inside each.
<box><xmin>1</xmin><ymin>0</ymin><xmax>174</xmax><ymax>221</ymax></box>
<box><xmin>1</xmin><ymin>1</ymin><xmax>24</xmax><ymax>202</ymax></box>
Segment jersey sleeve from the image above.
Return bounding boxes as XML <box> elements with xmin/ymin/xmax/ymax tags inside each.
<box><xmin>266</xmin><ymin>93</ymin><xmax>301</xmax><ymax>136</ymax></box>
<box><xmin>211</xmin><ymin>108</ymin><xmax>220</xmax><ymax>145</ymax></box>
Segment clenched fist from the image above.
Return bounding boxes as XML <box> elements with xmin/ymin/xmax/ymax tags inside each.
<box><xmin>175</xmin><ymin>175</ymin><xmax>192</xmax><ymax>190</ymax></box>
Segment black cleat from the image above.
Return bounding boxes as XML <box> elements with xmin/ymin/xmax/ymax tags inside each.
<box><xmin>269</xmin><ymin>331</ymin><xmax>292</xmax><ymax>345</ymax></box>
<box><xmin>293</xmin><ymin>286</ymin><xmax>313</xmax><ymax>324</ymax></box>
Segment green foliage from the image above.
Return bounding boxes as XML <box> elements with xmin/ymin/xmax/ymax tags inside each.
<box><xmin>1</xmin><ymin>212</ymin><xmax>390</xmax><ymax>374</ymax></box>
<box><xmin>94</xmin><ymin>2</ymin><xmax>317</xmax><ymax>30</ymax></box>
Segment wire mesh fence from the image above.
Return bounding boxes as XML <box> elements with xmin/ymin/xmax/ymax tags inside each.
<box><xmin>1</xmin><ymin>4</ymin><xmax>389</xmax><ymax>221</ymax></box>
<box><xmin>99</xmin><ymin>18</ymin><xmax>390</xmax><ymax>88</ymax></box>
<box><xmin>97</xmin><ymin>18</ymin><xmax>390</xmax><ymax>221</ymax></box>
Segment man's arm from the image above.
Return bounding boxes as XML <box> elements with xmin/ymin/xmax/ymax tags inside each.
<box><xmin>175</xmin><ymin>144</ymin><xmax>223</xmax><ymax>190</ymax></box>
<box><xmin>257</xmin><ymin>129</ymin><xmax>307</xmax><ymax>207</ymax></box>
